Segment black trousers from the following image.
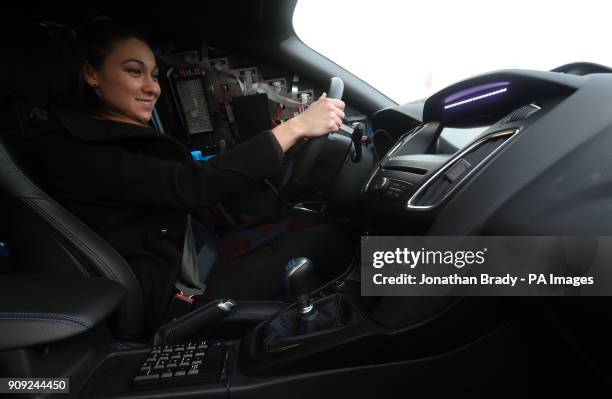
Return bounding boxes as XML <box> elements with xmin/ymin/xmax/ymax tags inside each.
<box><xmin>198</xmin><ymin>221</ymin><xmax>355</xmax><ymax>303</ymax></box>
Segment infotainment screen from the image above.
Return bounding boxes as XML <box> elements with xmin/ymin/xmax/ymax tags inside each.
<box><xmin>437</xmin><ymin>126</ymin><xmax>489</xmax><ymax>154</ymax></box>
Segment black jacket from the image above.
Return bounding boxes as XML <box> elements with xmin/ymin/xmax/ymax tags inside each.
<box><xmin>24</xmin><ymin>111</ymin><xmax>284</xmax><ymax>331</ymax></box>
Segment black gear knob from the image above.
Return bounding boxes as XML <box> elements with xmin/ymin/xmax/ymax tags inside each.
<box><xmin>284</xmin><ymin>257</ymin><xmax>322</xmax><ymax>314</ymax></box>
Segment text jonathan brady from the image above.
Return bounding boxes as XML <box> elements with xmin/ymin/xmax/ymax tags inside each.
<box><xmin>373</xmin><ymin>273</ymin><xmax>594</xmax><ymax>287</ymax></box>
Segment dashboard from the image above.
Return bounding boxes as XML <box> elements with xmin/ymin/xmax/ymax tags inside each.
<box><xmin>363</xmin><ymin>69</ymin><xmax>612</xmax><ymax>236</ymax></box>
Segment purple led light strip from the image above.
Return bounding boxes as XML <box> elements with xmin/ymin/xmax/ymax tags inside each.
<box><xmin>443</xmin><ymin>88</ymin><xmax>508</xmax><ymax>110</ymax></box>
<box><xmin>444</xmin><ymin>82</ymin><xmax>510</xmax><ymax>104</ymax></box>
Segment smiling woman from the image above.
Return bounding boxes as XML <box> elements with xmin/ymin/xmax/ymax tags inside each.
<box><xmin>82</xmin><ymin>38</ymin><xmax>161</xmax><ymax>126</ymax></box>
<box><xmin>58</xmin><ymin>22</ymin><xmax>159</xmax><ymax>125</ymax></box>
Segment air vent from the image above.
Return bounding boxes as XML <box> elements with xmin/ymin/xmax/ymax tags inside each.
<box><xmin>502</xmin><ymin>104</ymin><xmax>540</xmax><ymax>124</ymax></box>
<box><xmin>407</xmin><ymin>130</ymin><xmax>517</xmax><ymax>209</ymax></box>
<box><xmin>382</xmin><ymin>165</ymin><xmax>428</xmax><ymax>175</ymax></box>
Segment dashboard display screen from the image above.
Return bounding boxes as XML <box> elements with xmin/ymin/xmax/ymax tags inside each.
<box><xmin>438</xmin><ymin>126</ymin><xmax>489</xmax><ymax>154</ymax></box>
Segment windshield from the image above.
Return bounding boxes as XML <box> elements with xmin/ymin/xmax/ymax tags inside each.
<box><xmin>293</xmin><ymin>0</ymin><xmax>612</xmax><ymax>104</ymax></box>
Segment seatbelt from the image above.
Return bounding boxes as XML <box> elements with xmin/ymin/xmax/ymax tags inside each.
<box><xmin>167</xmin><ymin>215</ymin><xmax>207</xmax><ymax>320</ymax></box>
<box><xmin>192</xmin><ymin>220</ymin><xmax>218</xmax><ymax>283</ymax></box>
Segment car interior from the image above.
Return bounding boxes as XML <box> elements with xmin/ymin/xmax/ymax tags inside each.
<box><xmin>1</xmin><ymin>1</ymin><xmax>612</xmax><ymax>398</ymax></box>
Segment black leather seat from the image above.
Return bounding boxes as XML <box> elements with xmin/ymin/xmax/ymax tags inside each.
<box><xmin>0</xmin><ymin>133</ymin><xmax>145</xmax><ymax>339</ymax></box>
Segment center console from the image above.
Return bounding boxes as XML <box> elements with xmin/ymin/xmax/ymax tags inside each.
<box><xmin>0</xmin><ymin>256</ymin><xmax>514</xmax><ymax>399</ymax></box>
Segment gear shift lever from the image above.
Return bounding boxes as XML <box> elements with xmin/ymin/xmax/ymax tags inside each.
<box><xmin>252</xmin><ymin>258</ymin><xmax>364</xmax><ymax>351</ymax></box>
<box><xmin>284</xmin><ymin>257</ymin><xmax>322</xmax><ymax>316</ymax></box>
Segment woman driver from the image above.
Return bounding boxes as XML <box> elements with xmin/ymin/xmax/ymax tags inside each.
<box><xmin>26</xmin><ymin>21</ymin><xmax>351</xmax><ymax>332</ymax></box>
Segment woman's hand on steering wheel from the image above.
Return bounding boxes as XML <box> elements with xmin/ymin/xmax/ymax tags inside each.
<box><xmin>272</xmin><ymin>93</ymin><xmax>345</xmax><ymax>152</ymax></box>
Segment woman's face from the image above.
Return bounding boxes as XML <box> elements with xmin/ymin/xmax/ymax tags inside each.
<box><xmin>84</xmin><ymin>38</ymin><xmax>161</xmax><ymax>126</ymax></box>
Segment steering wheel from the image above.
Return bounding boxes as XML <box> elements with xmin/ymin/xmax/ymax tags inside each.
<box><xmin>284</xmin><ymin>77</ymin><xmax>345</xmax><ymax>191</ymax></box>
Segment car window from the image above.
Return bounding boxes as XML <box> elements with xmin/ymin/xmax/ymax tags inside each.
<box><xmin>293</xmin><ymin>0</ymin><xmax>612</xmax><ymax>104</ymax></box>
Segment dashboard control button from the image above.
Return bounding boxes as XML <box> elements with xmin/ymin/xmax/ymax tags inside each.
<box><xmin>384</xmin><ymin>179</ymin><xmax>412</xmax><ymax>197</ymax></box>
<box><xmin>385</xmin><ymin>192</ymin><xmax>401</xmax><ymax>199</ymax></box>
<box><xmin>370</xmin><ymin>177</ymin><xmax>389</xmax><ymax>193</ymax></box>
<box><xmin>135</xmin><ymin>373</ymin><xmax>160</xmax><ymax>381</ymax></box>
